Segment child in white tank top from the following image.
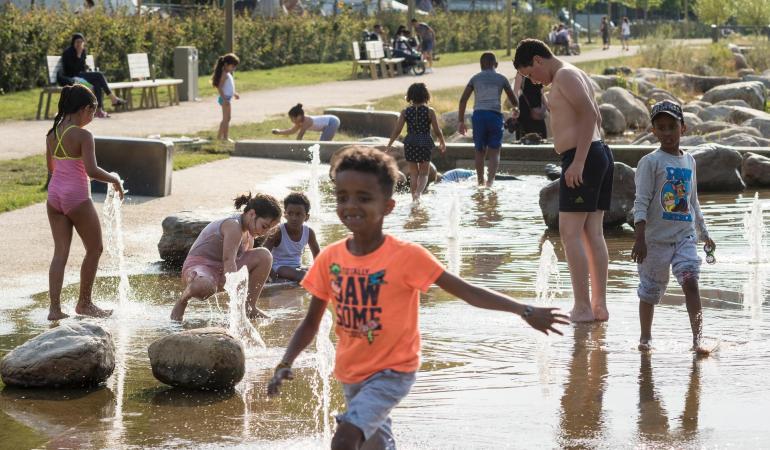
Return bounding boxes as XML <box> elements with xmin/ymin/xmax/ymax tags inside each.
<box><xmin>272</xmin><ymin>103</ymin><xmax>341</xmax><ymax>141</ymax></box>
<box><xmin>264</xmin><ymin>192</ymin><xmax>321</xmax><ymax>282</ymax></box>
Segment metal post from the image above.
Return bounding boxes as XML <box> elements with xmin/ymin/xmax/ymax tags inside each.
<box><xmin>225</xmin><ymin>0</ymin><xmax>234</xmax><ymax>54</ymax></box>
<box><xmin>408</xmin><ymin>0</ymin><xmax>415</xmax><ymax>22</ymax></box>
<box><xmin>136</xmin><ymin>0</ymin><xmax>142</xmax><ymax>15</ymax></box>
<box><xmin>506</xmin><ymin>0</ymin><xmax>512</xmax><ymax>56</ymax></box>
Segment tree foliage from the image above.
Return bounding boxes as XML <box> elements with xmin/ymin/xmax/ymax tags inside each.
<box><xmin>735</xmin><ymin>0</ymin><xmax>770</xmax><ymax>30</ymax></box>
<box><xmin>694</xmin><ymin>0</ymin><xmax>734</xmax><ymax>25</ymax></box>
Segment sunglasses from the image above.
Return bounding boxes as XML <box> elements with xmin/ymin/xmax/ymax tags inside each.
<box><xmin>703</xmin><ymin>242</ymin><xmax>716</xmax><ymax>265</ymax></box>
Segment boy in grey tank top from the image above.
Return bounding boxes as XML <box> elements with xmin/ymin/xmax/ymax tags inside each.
<box><xmin>263</xmin><ymin>193</ymin><xmax>321</xmax><ymax>282</ymax></box>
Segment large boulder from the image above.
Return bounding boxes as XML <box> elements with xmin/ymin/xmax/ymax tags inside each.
<box><xmin>698</xmin><ymin>105</ymin><xmax>733</xmax><ymax>122</ymax></box>
<box><xmin>689</xmin><ymin>144</ymin><xmax>746</xmax><ymax>192</ymax></box>
<box><xmin>725</xmin><ymin>106</ymin><xmax>770</xmax><ymax>124</ymax></box>
<box><xmin>742</xmin><ymin>153</ymin><xmax>770</xmax><ymax>187</ymax></box>
<box><xmin>441</xmin><ymin>110</ymin><xmax>473</xmax><ymax>130</ymax></box>
<box><xmin>631</xmin><ymin>78</ymin><xmax>656</xmax><ymax>96</ymax></box>
<box><xmin>538</xmin><ymin>162</ymin><xmax>636</xmax><ymax>229</ymax></box>
<box><xmin>601</xmin><ymin>87</ymin><xmax>650</xmax><ymax>129</ymax></box>
<box><xmin>682</xmin><ymin>104</ymin><xmax>704</xmax><ymax>116</ymax></box>
<box><xmin>715</xmin><ymin>99</ymin><xmax>752</xmax><ymax>108</ymax></box>
<box><xmin>148</xmin><ymin>328</ymin><xmax>245</xmax><ymax>390</ymax></box>
<box><xmin>742</xmin><ymin>74</ymin><xmax>770</xmax><ymax>90</ymax></box>
<box><xmin>665</xmin><ymin>73</ymin><xmax>741</xmax><ymax>93</ymax></box>
<box><xmin>680</xmin><ymin>135</ymin><xmax>707</xmax><ymax>146</ymax></box>
<box><xmin>682</xmin><ymin>112</ymin><xmax>702</xmax><ymax>130</ymax></box>
<box><xmin>158</xmin><ymin>212</ymin><xmax>222</xmax><ymax>265</ymax></box>
<box><xmin>690</xmin><ymin>120</ymin><xmax>733</xmax><ymax>135</ymax></box>
<box><xmin>701</xmin><ymin>126</ymin><xmax>762</xmax><ymax>141</ymax></box>
<box><xmin>590</xmin><ymin>75</ymin><xmax>620</xmax><ymax>90</ymax></box>
<box><xmin>599</xmin><ymin>103</ymin><xmax>626</xmax><ymax>135</ymax></box>
<box><xmin>742</xmin><ymin>117</ymin><xmax>770</xmax><ymax>138</ymax></box>
<box><xmin>719</xmin><ymin>134</ymin><xmax>762</xmax><ymax>147</ymax></box>
<box><xmin>645</xmin><ymin>88</ymin><xmax>681</xmax><ymax>105</ymax></box>
<box><xmin>1</xmin><ymin>323</ymin><xmax>115</xmax><ymax>388</ymax></box>
<box><xmin>734</xmin><ymin>52</ymin><xmax>749</xmax><ymax>70</ymax></box>
<box><xmin>702</xmin><ymin>81</ymin><xmax>767</xmax><ymax>110</ymax></box>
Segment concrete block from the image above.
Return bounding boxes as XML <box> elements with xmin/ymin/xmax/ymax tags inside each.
<box><xmin>91</xmin><ymin>136</ymin><xmax>173</xmax><ymax>197</ymax></box>
<box><xmin>323</xmin><ymin>108</ymin><xmax>400</xmax><ymax>138</ymax></box>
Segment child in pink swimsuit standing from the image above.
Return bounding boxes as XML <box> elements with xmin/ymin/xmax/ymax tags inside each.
<box><xmin>45</xmin><ymin>84</ymin><xmax>124</xmax><ymax>320</ymax></box>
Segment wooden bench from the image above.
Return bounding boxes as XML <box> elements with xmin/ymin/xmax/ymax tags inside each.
<box><xmin>367</xmin><ymin>40</ymin><xmax>404</xmax><ymax>78</ymax></box>
<box><xmin>37</xmin><ymin>54</ymin><xmax>96</xmax><ymax>120</ymax></box>
<box><xmin>351</xmin><ymin>41</ymin><xmax>380</xmax><ymax>80</ymax></box>
<box><xmin>127</xmin><ymin>53</ymin><xmax>182</xmax><ymax>109</ymax></box>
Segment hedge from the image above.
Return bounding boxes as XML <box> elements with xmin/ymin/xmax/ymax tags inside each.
<box><xmin>0</xmin><ymin>5</ymin><xmax>551</xmax><ymax>93</ymax></box>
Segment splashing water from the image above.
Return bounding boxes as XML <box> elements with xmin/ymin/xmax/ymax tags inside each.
<box><xmin>743</xmin><ymin>192</ymin><xmax>766</xmax><ymax>264</ymax></box>
<box><xmin>535</xmin><ymin>240</ymin><xmax>560</xmax><ymax>304</ymax></box>
<box><xmin>445</xmin><ymin>190</ymin><xmax>462</xmax><ymax>274</ymax></box>
<box><xmin>312</xmin><ymin>310</ymin><xmax>336</xmax><ymax>444</ymax></box>
<box><xmin>308</xmin><ymin>144</ymin><xmax>322</xmax><ymax>217</ymax></box>
<box><xmin>223</xmin><ymin>267</ymin><xmax>266</xmax><ymax>352</ymax></box>
<box><xmin>102</xmin><ymin>175</ymin><xmax>131</xmax><ymax>310</ymax></box>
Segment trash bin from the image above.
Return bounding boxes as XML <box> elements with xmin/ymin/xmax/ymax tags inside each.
<box><xmin>174</xmin><ymin>46</ymin><xmax>199</xmax><ymax>102</ymax></box>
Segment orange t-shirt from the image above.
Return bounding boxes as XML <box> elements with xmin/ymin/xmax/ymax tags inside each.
<box><xmin>301</xmin><ymin>234</ymin><xmax>445</xmax><ymax>384</ymax></box>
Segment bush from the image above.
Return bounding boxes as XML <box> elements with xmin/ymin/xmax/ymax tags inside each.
<box><xmin>638</xmin><ymin>28</ymin><xmax>735</xmax><ymax>76</ymax></box>
<box><xmin>0</xmin><ymin>5</ymin><xmax>551</xmax><ymax>93</ymax></box>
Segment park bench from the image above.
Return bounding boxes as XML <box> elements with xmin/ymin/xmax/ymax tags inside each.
<box><xmin>367</xmin><ymin>40</ymin><xmax>405</xmax><ymax>78</ymax></box>
<box><xmin>38</xmin><ymin>54</ymin><xmax>96</xmax><ymax>120</ymax></box>
<box><xmin>126</xmin><ymin>53</ymin><xmax>183</xmax><ymax>110</ymax></box>
<box><xmin>351</xmin><ymin>41</ymin><xmax>380</xmax><ymax>80</ymax></box>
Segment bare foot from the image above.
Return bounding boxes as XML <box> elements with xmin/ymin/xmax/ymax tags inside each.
<box><xmin>569</xmin><ymin>306</ymin><xmax>595</xmax><ymax>322</ymax></box>
<box><xmin>246</xmin><ymin>305</ymin><xmax>270</xmax><ymax>319</ymax></box>
<box><xmin>48</xmin><ymin>309</ymin><xmax>69</xmax><ymax>321</ymax></box>
<box><xmin>75</xmin><ymin>303</ymin><xmax>113</xmax><ymax>318</ymax></box>
<box><xmin>638</xmin><ymin>340</ymin><xmax>652</xmax><ymax>352</ymax></box>
<box><xmin>592</xmin><ymin>303</ymin><xmax>609</xmax><ymax>321</ymax></box>
<box><xmin>170</xmin><ymin>301</ymin><xmax>188</xmax><ymax>321</ymax></box>
<box><xmin>693</xmin><ymin>341</ymin><xmax>714</xmax><ymax>356</ymax></box>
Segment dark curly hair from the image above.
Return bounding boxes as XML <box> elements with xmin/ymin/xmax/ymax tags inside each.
<box><xmin>284</xmin><ymin>192</ymin><xmax>311</xmax><ymax>213</ymax></box>
<box><xmin>330</xmin><ymin>146</ymin><xmax>399</xmax><ymax>198</ymax></box>
<box><xmin>513</xmin><ymin>39</ymin><xmax>554</xmax><ymax>69</ymax></box>
<box><xmin>233</xmin><ymin>192</ymin><xmax>282</xmax><ymax>219</ymax></box>
<box><xmin>406</xmin><ymin>83</ymin><xmax>430</xmax><ymax>104</ymax></box>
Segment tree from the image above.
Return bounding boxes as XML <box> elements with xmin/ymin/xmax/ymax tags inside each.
<box><xmin>694</xmin><ymin>0</ymin><xmax>734</xmax><ymax>26</ymax></box>
<box><xmin>736</xmin><ymin>0</ymin><xmax>770</xmax><ymax>33</ymax></box>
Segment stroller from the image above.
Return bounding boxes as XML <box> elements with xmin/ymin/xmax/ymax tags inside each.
<box><xmin>391</xmin><ymin>34</ymin><xmax>426</xmax><ymax>75</ymax></box>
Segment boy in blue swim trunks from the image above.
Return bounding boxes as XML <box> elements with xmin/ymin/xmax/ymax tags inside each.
<box><xmin>458</xmin><ymin>52</ymin><xmax>518</xmax><ymax>187</ymax></box>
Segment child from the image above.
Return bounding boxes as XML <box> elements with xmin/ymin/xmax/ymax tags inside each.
<box><xmin>170</xmin><ymin>192</ymin><xmax>282</xmax><ymax>321</ymax></box>
<box><xmin>386</xmin><ymin>83</ymin><xmax>446</xmax><ymax>202</ymax></box>
<box><xmin>458</xmin><ymin>52</ymin><xmax>518</xmax><ymax>187</ymax></box>
<box><xmin>272</xmin><ymin>104</ymin><xmax>340</xmax><ymax>141</ymax></box>
<box><xmin>263</xmin><ymin>192</ymin><xmax>321</xmax><ymax>282</ymax></box>
<box><xmin>45</xmin><ymin>84</ymin><xmax>125</xmax><ymax>320</ymax></box>
<box><xmin>212</xmin><ymin>53</ymin><xmax>240</xmax><ymax>142</ymax></box>
<box><xmin>631</xmin><ymin>100</ymin><xmax>715</xmax><ymax>354</ymax></box>
<box><xmin>267</xmin><ymin>146</ymin><xmax>568</xmax><ymax>449</ymax></box>
<box><xmin>620</xmin><ymin>17</ymin><xmax>631</xmax><ymax>51</ymax></box>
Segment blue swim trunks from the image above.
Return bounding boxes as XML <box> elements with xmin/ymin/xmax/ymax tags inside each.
<box><xmin>471</xmin><ymin>110</ymin><xmax>504</xmax><ymax>151</ymax></box>
<box><xmin>217</xmin><ymin>95</ymin><xmax>232</xmax><ymax>105</ymax></box>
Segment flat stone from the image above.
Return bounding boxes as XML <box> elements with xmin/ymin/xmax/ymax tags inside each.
<box><xmin>742</xmin><ymin>152</ymin><xmax>770</xmax><ymax>186</ymax></box>
<box><xmin>702</xmin><ymin>81</ymin><xmax>767</xmax><ymax>110</ymax></box>
<box><xmin>148</xmin><ymin>327</ymin><xmax>245</xmax><ymax>390</ymax></box>
<box><xmin>323</xmin><ymin>108</ymin><xmax>399</xmax><ymax>138</ymax></box>
<box><xmin>689</xmin><ymin>144</ymin><xmax>746</xmax><ymax>192</ymax></box>
<box><xmin>1</xmin><ymin>323</ymin><xmax>115</xmax><ymax>388</ymax></box>
<box><xmin>538</xmin><ymin>162</ymin><xmax>636</xmax><ymax>229</ymax></box>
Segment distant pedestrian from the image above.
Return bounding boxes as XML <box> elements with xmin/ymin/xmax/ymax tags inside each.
<box><xmin>411</xmin><ymin>19</ymin><xmax>436</xmax><ymax>73</ymax></box>
<box><xmin>600</xmin><ymin>16</ymin><xmax>610</xmax><ymax>50</ymax></box>
<box><xmin>621</xmin><ymin>17</ymin><xmax>631</xmax><ymax>51</ymax></box>
<box><xmin>212</xmin><ymin>53</ymin><xmax>240</xmax><ymax>142</ymax></box>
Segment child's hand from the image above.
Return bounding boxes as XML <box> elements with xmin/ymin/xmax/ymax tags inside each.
<box><xmin>111</xmin><ymin>178</ymin><xmax>125</xmax><ymax>200</ymax></box>
<box><xmin>522</xmin><ymin>306</ymin><xmax>569</xmax><ymax>335</ymax></box>
<box><xmin>512</xmin><ymin>109</ymin><xmax>520</xmax><ymax>119</ymax></box>
<box><xmin>272</xmin><ymin>129</ymin><xmax>280</xmax><ymax>135</ymax></box>
<box><xmin>386</xmin><ymin>145</ymin><xmax>394</xmax><ymax>153</ymax></box>
<box><xmin>439</xmin><ymin>142</ymin><xmax>446</xmax><ymax>154</ymax></box>
<box><xmin>632</xmin><ymin>237</ymin><xmax>647</xmax><ymax>264</ymax></box>
<box><xmin>704</xmin><ymin>237</ymin><xmax>715</xmax><ymax>250</ymax></box>
<box><xmin>458</xmin><ymin>122</ymin><xmax>467</xmax><ymax>135</ymax></box>
<box><xmin>234</xmin><ymin>93</ymin><xmax>240</xmax><ymax>100</ymax></box>
<box><xmin>267</xmin><ymin>367</ymin><xmax>294</xmax><ymax>397</ymax></box>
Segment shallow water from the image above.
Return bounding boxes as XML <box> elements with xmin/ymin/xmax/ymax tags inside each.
<box><xmin>1</xmin><ymin>176</ymin><xmax>769</xmax><ymax>449</ymax></box>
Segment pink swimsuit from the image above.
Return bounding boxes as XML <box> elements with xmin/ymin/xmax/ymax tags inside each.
<box><xmin>47</xmin><ymin>125</ymin><xmax>91</xmax><ymax>215</ymax></box>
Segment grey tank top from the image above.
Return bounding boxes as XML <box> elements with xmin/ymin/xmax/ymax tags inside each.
<box><xmin>187</xmin><ymin>214</ymin><xmax>248</xmax><ymax>261</ymax></box>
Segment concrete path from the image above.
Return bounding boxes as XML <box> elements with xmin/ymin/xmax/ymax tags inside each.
<box><xmin>0</xmin><ymin>46</ymin><xmax>639</xmax><ymax>161</ymax></box>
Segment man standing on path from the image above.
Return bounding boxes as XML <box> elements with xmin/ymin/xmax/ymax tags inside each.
<box><xmin>411</xmin><ymin>18</ymin><xmax>436</xmax><ymax>73</ymax></box>
<box><xmin>513</xmin><ymin>39</ymin><xmax>614</xmax><ymax>322</ymax></box>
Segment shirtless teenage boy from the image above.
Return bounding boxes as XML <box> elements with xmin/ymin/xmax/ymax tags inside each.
<box><xmin>513</xmin><ymin>39</ymin><xmax>614</xmax><ymax>322</ymax></box>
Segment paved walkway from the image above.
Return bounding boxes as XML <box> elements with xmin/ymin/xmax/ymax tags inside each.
<box><xmin>0</xmin><ymin>46</ymin><xmax>639</xmax><ymax>160</ymax></box>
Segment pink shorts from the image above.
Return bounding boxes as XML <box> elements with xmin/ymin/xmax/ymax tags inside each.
<box><xmin>182</xmin><ymin>256</ymin><xmax>227</xmax><ymax>289</ymax></box>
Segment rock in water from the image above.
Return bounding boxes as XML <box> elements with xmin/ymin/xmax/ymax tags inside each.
<box><xmin>690</xmin><ymin>144</ymin><xmax>746</xmax><ymax>192</ymax></box>
<box><xmin>539</xmin><ymin>162</ymin><xmax>636</xmax><ymax>229</ymax></box>
<box><xmin>742</xmin><ymin>152</ymin><xmax>770</xmax><ymax>187</ymax></box>
<box><xmin>0</xmin><ymin>322</ymin><xmax>115</xmax><ymax>388</ymax></box>
<box><xmin>148</xmin><ymin>328</ymin><xmax>245</xmax><ymax>390</ymax></box>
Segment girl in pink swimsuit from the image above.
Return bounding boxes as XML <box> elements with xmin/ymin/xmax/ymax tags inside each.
<box><xmin>45</xmin><ymin>84</ymin><xmax>125</xmax><ymax>320</ymax></box>
<box><xmin>170</xmin><ymin>192</ymin><xmax>282</xmax><ymax>321</ymax></box>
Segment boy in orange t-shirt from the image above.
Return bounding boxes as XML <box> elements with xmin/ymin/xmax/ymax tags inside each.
<box><xmin>267</xmin><ymin>146</ymin><xmax>568</xmax><ymax>449</ymax></box>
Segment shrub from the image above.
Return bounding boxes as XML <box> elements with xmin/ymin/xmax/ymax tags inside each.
<box><xmin>0</xmin><ymin>5</ymin><xmax>551</xmax><ymax>93</ymax></box>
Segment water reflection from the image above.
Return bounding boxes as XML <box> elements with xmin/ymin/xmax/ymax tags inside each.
<box><xmin>637</xmin><ymin>353</ymin><xmax>702</xmax><ymax>446</ymax></box>
<box><xmin>559</xmin><ymin>324</ymin><xmax>608</xmax><ymax>448</ymax></box>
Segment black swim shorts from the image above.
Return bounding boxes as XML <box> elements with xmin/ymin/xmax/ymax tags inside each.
<box><xmin>559</xmin><ymin>141</ymin><xmax>614</xmax><ymax>212</ymax></box>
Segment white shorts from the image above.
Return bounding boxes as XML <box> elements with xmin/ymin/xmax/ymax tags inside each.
<box><xmin>637</xmin><ymin>234</ymin><xmax>701</xmax><ymax>305</ymax></box>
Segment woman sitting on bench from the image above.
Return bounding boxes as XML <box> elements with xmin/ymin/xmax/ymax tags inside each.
<box><xmin>57</xmin><ymin>33</ymin><xmax>125</xmax><ymax>118</ymax></box>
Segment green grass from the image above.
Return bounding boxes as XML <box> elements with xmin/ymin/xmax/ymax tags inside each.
<box><xmin>0</xmin><ymin>155</ymin><xmax>48</xmax><ymax>213</ymax></box>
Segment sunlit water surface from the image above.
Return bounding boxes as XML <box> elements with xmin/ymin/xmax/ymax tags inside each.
<box><xmin>1</xmin><ymin>176</ymin><xmax>769</xmax><ymax>449</ymax></box>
